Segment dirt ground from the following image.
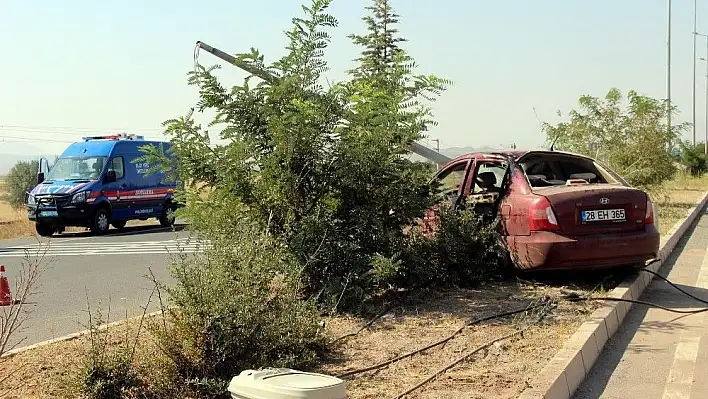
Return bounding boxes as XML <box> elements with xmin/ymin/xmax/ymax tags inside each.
<box><xmin>315</xmin><ymin>281</ymin><xmax>603</xmax><ymax>399</ymax></box>
<box><xmin>0</xmin><ymin>278</ymin><xmax>613</xmax><ymax>399</ymax></box>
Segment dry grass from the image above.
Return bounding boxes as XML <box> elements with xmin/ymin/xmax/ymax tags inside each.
<box><xmin>0</xmin><ymin>281</ymin><xmax>601</xmax><ymax>399</ymax></box>
<box><xmin>649</xmin><ymin>172</ymin><xmax>708</xmax><ymax>235</ymax></box>
<box><xmin>0</xmin><ymin>180</ymin><xmax>35</xmax><ymax>240</ymax></box>
<box><xmin>315</xmin><ymin>282</ymin><xmax>597</xmax><ymax>399</ymax></box>
<box><xmin>0</xmin><ymin>317</ymin><xmax>165</xmax><ymax>399</ymax></box>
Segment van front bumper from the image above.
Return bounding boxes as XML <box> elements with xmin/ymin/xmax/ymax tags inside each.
<box><xmin>27</xmin><ymin>202</ymin><xmax>94</xmax><ymax>227</ymax></box>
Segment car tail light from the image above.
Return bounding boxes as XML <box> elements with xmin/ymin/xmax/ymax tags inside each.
<box><xmin>529</xmin><ymin>196</ymin><xmax>559</xmax><ymax>231</ymax></box>
<box><xmin>645</xmin><ymin>196</ymin><xmax>654</xmax><ymax>225</ymax></box>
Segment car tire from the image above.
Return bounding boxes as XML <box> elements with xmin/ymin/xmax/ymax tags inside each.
<box><xmin>35</xmin><ymin>223</ymin><xmax>55</xmax><ymax>237</ymax></box>
<box><xmin>111</xmin><ymin>220</ymin><xmax>127</xmax><ymax>229</ymax></box>
<box><xmin>159</xmin><ymin>203</ymin><xmax>177</xmax><ymax>227</ymax></box>
<box><xmin>90</xmin><ymin>208</ymin><xmax>111</xmax><ymax>235</ymax></box>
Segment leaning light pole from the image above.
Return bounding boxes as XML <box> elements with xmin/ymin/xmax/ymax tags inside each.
<box><xmin>193</xmin><ymin>41</ymin><xmax>453</xmax><ymax>165</ymax></box>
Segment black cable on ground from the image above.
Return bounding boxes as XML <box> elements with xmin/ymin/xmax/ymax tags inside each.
<box><xmin>562</xmin><ymin>294</ymin><xmax>708</xmax><ymax>314</ymax></box>
<box><xmin>639</xmin><ymin>268</ymin><xmax>708</xmax><ymax>306</ymax></box>
<box><xmin>389</xmin><ymin>302</ymin><xmax>556</xmax><ymax>399</ymax></box>
<box><xmin>333</xmin><ymin>304</ymin><xmax>398</xmax><ymax>343</ymax></box>
<box><xmin>335</xmin><ymin>299</ymin><xmax>548</xmax><ymax>379</ymax></box>
<box><xmin>558</xmin><ymin>258</ymin><xmax>708</xmax><ymax>313</ymax></box>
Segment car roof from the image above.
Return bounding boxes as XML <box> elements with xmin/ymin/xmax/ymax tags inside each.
<box><xmin>443</xmin><ymin>148</ymin><xmax>594</xmax><ymax>165</ymax></box>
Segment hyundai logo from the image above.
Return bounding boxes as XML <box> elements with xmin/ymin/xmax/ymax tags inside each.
<box><xmin>599</xmin><ymin>197</ymin><xmax>610</xmax><ymax>204</ymax></box>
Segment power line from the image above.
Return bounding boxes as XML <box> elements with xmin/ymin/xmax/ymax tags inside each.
<box><xmin>0</xmin><ymin>134</ymin><xmax>167</xmax><ymax>143</ymax></box>
<box><xmin>0</xmin><ymin>128</ymin><xmax>167</xmax><ymax>138</ymax></box>
<box><xmin>0</xmin><ymin>135</ymin><xmax>75</xmax><ymax>143</ymax></box>
<box><xmin>0</xmin><ymin>124</ymin><xmax>165</xmax><ymax>132</ymax></box>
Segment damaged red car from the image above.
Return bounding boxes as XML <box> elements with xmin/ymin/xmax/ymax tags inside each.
<box><xmin>421</xmin><ymin>150</ymin><xmax>660</xmax><ymax>271</ymax></box>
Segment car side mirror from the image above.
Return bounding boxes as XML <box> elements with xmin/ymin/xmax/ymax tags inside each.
<box><xmin>36</xmin><ymin>172</ymin><xmax>45</xmax><ymax>184</ymax></box>
<box><xmin>105</xmin><ymin>170</ymin><xmax>117</xmax><ymax>183</ymax></box>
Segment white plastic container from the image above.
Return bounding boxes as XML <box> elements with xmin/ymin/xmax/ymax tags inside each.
<box><xmin>227</xmin><ymin>368</ymin><xmax>348</xmax><ymax>399</ymax></box>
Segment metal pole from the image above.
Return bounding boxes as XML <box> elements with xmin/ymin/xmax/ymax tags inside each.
<box><xmin>667</xmin><ymin>0</ymin><xmax>672</xmax><ymax>138</ymax></box>
<box><xmin>705</xmin><ymin>38</ymin><xmax>708</xmax><ymax>154</ymax></box>
<box><xmin>693</xmin><ymin>0</ymin><xmax>698</xmax><ymax>146</ymax></box>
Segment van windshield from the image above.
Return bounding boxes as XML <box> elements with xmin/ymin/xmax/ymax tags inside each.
<box><xmin>46</xmin><ymin>157</ymin><xmax>107</xmax><ymax>181</ymax></box>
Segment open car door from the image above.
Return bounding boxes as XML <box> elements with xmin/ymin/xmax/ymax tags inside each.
<box><xmin>421</xmin><ymin>158</ymin><xmax>475</xmax><ymax>235</ymax></box>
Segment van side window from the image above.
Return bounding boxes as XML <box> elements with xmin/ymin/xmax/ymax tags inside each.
<box><xmin>109</xmin><ymin>157</ymin><xmax>125</xmax><ymax>180</ymax></box>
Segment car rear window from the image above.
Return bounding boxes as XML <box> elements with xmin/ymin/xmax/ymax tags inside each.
<box><xmin>519</xmin><ymin>153</ymin><xmax>621</xmax><ymax>188</ymax></box>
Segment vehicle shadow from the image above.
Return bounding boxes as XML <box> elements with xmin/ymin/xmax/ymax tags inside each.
<box><xmin>572</xmin><ymin>209</ymin><xmax>708</xmax><ymax>399</ymax></box>
<box><xmin>51</xmin><ymin>223</ymin><xmax>188</xmax><ymax>239</ymax></box>
<box><xmin>0</xmin><ymin>224</ymin><xmax>190</xmax><ymax>253</ymax></box>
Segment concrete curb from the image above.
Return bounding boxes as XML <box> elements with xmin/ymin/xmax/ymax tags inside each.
<box><xmin>518</xmin><ymin>189</ymin><xmax>708</xmax><ymax>399</ymax></box>
<box><xmin>1</xmin><ymin>309</ymin><xmax>165</xmax><ymax>359</ymax></box>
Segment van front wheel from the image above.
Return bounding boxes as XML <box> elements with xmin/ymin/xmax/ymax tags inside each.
<box><xmin>35</xmin><ymin>223</ymin><xmax>55</xmax><ymax>237</ymax></box>
<box><xmin>91</xmin><ymin>209</ymin><xmax>111</xmax><ymax>235</ymax></box>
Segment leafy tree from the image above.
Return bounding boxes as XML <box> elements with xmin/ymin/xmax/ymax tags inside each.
<box><xmin>542</xmin><ymin>88</ymin><xmax>686</xmax><ymax>188</ymax></box>
<box><xmin>141</xmin><ymin>0</ymin><xmax>450</xmax><ymax>310</ymax></box>
<box><xmin>678</xmin><ymin>140</ymin><xmax>708</xmax><ymax>176</ymax></box>
<box><xmin>2</xmin><ymin>160</ymin><xmax>38</xmax><ymax>209</ymax></box>
<box><xmin>305</xmin><ymin>0</ymin><xmax>451</xmax><ymax>307</ymax></box>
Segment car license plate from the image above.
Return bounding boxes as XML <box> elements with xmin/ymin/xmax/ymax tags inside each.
<box><xmin>39</xmin><ymin>210</ymin><xmax>58</xmax><ymax>217</ymax></box>
<box><xmin>581</xmin><ymin>208</ymin><xmax>625</xmax><ymax>223</ymax></box>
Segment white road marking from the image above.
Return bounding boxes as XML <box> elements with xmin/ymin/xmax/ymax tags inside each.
<box><xmin>663</xmin><ymin>337</ymin><xmax>701</xmax><ymax>398</ymax></box>
<box><xmin>661</xmin><ymin>245</ymin><xmax>708</xmax><ymax>399</ymax></box>
<box><xmin>0</xmin><ymin>238</ymin><xmax>208</xmax><ymax>257</ymax></box>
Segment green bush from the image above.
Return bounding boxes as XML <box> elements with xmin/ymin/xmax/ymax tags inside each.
<box><xmin>1</xmin><ymin>160</ymin><xmax>38</xmax><ymax>208</ymax></box>
<box><xmin>72</xmin><ymin>309</ymin><xmax>144</xmax><ymax>399</ymax></box>
<box><xmin>149</xmin><ymin>203</ymin><xmax>329</xmax><ymax>398</ymax></box>
<box><xmin>678</xmin><ymin>140</ymin><xmax>708</xmax><ymax>176</ymax></box>
<box><xmin>401</xmin><ymin>203</ymin><xmax>511</xmax><ymax>288</ymax></box>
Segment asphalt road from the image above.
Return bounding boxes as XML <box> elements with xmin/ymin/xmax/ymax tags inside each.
<box><xmin>0</xmin><ymin>222</ymin><xmax>203</xmax><ymax>349</ymax></box>
<box><xmin>574</xmin><ymin>210</ymin><xmax>708</xmax><ymax>399</ymax></box>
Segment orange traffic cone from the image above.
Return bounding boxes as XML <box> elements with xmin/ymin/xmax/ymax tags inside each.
<box><xmin>0</xmin><ymin>265</ymin><xmax>12</xmax><ymax>306</ymax></box>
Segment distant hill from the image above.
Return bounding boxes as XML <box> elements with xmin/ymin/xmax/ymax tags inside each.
<box><xmin>0</xmin><ymin>142</ymin><xmax>54</xmax><ymax>175</ymax></box>
<box><xmin>406</xmin><ymin>145</ymin><xmax>503</xmax><ymax>163</ymax></box>
<box><xmin>0</xmin><ymin>154</ymin><xmax>51</xmax><ymax>176</ymax></box>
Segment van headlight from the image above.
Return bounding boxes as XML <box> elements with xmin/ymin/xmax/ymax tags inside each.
<box><xmin>26</xmin><ymin>193</ymin><xmax>35</xmax><ymax>206</ymax></box>
<box><xmin>70</xmin><ymin>191</ymin><xmax>89</xmax><ymax>204</ymax></box>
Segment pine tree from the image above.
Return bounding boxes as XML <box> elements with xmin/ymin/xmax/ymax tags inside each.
<box><xmin>308</xmin><ymin>0</ymin><xmax>452</xmax><ymax>305</ymax></box>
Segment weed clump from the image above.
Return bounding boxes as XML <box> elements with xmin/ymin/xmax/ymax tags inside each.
<box><xmin>402</xmin><ymin>203</ymin><xmax>512</xmax><ymax>289</ymax></box>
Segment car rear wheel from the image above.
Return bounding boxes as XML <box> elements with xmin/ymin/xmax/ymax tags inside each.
<box><xmin>159</xmin><ymin>203</ymin><xmax>176</xmax><ymax>227</ymax></box>
<box><xmin>91</xmin><ymin>208</ymin><xmax>111</xmax><ymax>235</ymax></box>
<box><xmin>35</xmin><ymin>223</ymin><xmax>55</xmax><ymax>237</ymax></box>
<box><xmin>111</xmin><ymin>220</ymin><xmax>127</xmax><ymax>229</ymax></box>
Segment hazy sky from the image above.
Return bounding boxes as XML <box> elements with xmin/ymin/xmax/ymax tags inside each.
<box><xmin>0</xmin><ymin>0</ymin><xmax>703</xmax><ymax>155</ymax></box>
